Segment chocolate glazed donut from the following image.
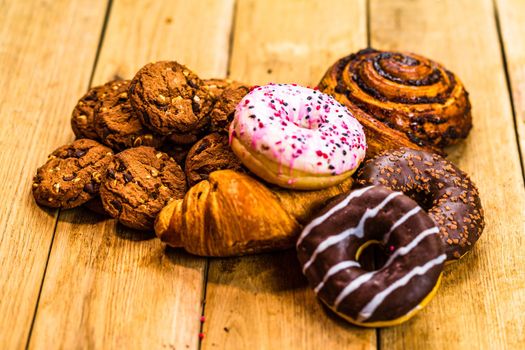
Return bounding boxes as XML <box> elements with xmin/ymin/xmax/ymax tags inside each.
<box><xmin>356</xmin><ymin>148</ymin><xmax>484</xmax><ymax>262</ymax></box>
<box><xmin>297</xmin><ymin>186</ymin><xmax>446</xmax><ymax>327</ymax></box>
<box><xmin>319</xmin><ymin>48</ymin><xmax>472</xmax><ymax>155</ymax></box>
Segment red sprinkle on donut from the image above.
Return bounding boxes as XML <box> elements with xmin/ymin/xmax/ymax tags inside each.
<box><xmin>229</xmin><ymin>83</ymin><xmax>367</xmax><ymax>187</ymax></box>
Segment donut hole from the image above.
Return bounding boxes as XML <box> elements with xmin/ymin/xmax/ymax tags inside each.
<box><xmin>355</xmin><ymin>240</ymin><xmax>388</xmax><ymax>272</ymax></box>
<box><xmin>285</xmin><ymin>98</ymin><xmax>327</xmax><ymax>130</ymax></box>
<box><xmin>290</xmin><ymin>112</ymin><xmax>323</xmax><ymax>130</ymax></box>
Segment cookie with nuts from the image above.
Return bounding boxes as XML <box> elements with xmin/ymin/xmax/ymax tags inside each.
<box><xmin>32</xmin><ymin>139</ymin><xmax>113</xmax><ymax>208</ymax></box>
<box><xmin>129</xmin><ymin>61</ymin><xmax>213</xmax><ymax>135</ymax></box>
<box><xmin>71</xmin><ymin>82</ymin><xmax>119</xmax><ymax>140</ymax></box>
<box><xmin>167</xmin><ymin>131</ymin><xmax>204</xmax><ymax>146</ymax></box>
<box><xmin>94</xmin><ymin>80</ymin><xmax>164</xmax><ymax>151</ymax></box>
<box><xmin>209</xmin><ymin>82</ymin><xmax>250</xmax><ymax>133</ymax></box>
<box><xmin>203</xmin><ymin>78</ymin><xmax>237</xmax><ymax>101</ymax></box>
<box><xmin>185</xmin><ymin>133</ymin><xmax>244</xmax><ymax>186</ymax></box>
<box><xmin>159</xmin><ymin>141</ymin><xmax>192</xmax><ymax>167</ymax></box>
<box><xmin>100</xmin><ymin>146</ymin><xmax>186</xmax><ymax>230</ymax></box>
<box><xmin>83</xmin><ymin>197</ymin><xmax>109</xmax><ymax>216</ymax></box>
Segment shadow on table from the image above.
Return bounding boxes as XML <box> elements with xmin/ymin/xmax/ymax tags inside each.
<box><xmin>205</xmin><ymin>249</ymin><xmax>308</xmax><ymax>292</ymax></box>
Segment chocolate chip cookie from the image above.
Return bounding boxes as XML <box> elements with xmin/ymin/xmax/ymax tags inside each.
<box><xmin>94</xmin><ymin>80</ymin><xmax>164</xmax><ymax>151</ymax></box>
<box><xmin>129</xmin><ymin>61</ymin><xmax>213</xmax><ymax>135</ymax></box>
<box><xmin>71</xmin><ymin>83</ymin><xmax>117</xmax><ymax>140</ymax></box>
<box><xmin>160</xmin><ymin>141</ymin><xmax>192</xmax><ymax>167</ymax></box>
<box><xmin>203</xmin><ymin>78</ymin><xmax>236</xmax><ymax>101</ymax></box>
<box><xmin>209</xmin><ymin>82</ymin><xmax>250</xmax><ymax>133</ymax></box>
<box><xmin>100</xmin><ymin>146</ymin><xmax>187</xmax><ymax>230</ymax></box>
<box><xmin>167</xmin><ymin>131</ymin><xmax>203</xmax><ymax>145</ymax></box>
<box><xmin>32</xmin><ymin>139</ymin><xmax>113</xmax><ymax>208</ymax></box>
<box><xmin>185</xmin><ymin>133</ymin><xmax>244</xmax><ymax>186</ymax></box>
<box><xmin>84</xmin><ymin>197</ymin><xmax>109</xmax><ymax>216</ymax></box>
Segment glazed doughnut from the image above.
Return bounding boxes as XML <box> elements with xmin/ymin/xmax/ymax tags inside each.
<box><xmin>356</xmin><ymin>147</ymin><xmax>484</xmax><ymax>261</ymax></box>
<box><xmin>319</xmin><ymin>48</ymin><xmax>472</xmax><ymax>152</ymax></box>
<box><xmin>229</xmin><ymin>83</ymin><xmax>367</xmax><ymax>190</ymax></box>
<box><xmin>296</xmin><ymin>185</ymin><xmax>446</xmax><ymax>327</ymax></box>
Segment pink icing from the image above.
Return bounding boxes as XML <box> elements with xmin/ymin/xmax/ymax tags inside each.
<box><xmin>229</xmin><ymin>83</ymin><xmax>367</xmax><ymax>176</ymax></box>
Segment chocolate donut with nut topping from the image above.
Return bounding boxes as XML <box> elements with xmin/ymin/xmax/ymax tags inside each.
<box><xmin>356</xmin><ymin>147</ymin><xmax>484</xmax><ymax>261</ymax></box>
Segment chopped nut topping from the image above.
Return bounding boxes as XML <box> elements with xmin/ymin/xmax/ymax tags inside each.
<box><xmin>92</xmin><ymin>172</ymin><xmax>102</xmax><ymax>182</ymax></box>
<box><xmin>77</xmin><ymin>115</ymin><xmax>88</xmax><ymax>122</ymax></box>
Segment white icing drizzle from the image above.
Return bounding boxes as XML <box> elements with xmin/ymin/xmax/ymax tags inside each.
<box><xmin>334</xmin><ymin>272</ymin><xmax>375</xmax><ymax>308</ymax></box>
<box><xmin>383</xmin><ymin>227</ymin><xmax>439</xmax><ymax>267</ymax></box>
<box><xmin>313</xmin><ymin>261</ymin><xmax>361</xmax><ymax>294</ymax></box>
<box><xmin>332</xmin><ymin>226</ymin><xmax>440</xmax><ymax>310</ymax></box>
<box><xmin>356</xmin><ymin>254</ymin><xmax>446</xmax><ymax>322</ymax></box>
<box><xmin>382</xmin><ymin>206</ymin><xmax>421</xmax><ymax>245</ymax></box>
<box><xmin>300</xmin><ymin>185</ymin><xmax>443</xmax><ymax>320</ymax></box>
<box><xmin>301</xmin><ymin>191</ymin><xmax>402</xmax><ymax>274</ymax></box>
<box><xmin>297</xmin><ymin>186</ymin><xmax>373</xmax><ymax>247</ymax></box>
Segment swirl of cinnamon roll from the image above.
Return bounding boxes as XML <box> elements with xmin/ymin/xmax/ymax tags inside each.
<box><xmin>319</xmin><ymin>48</ymin><xmax>472</xmax><ymax>153</ymax></box>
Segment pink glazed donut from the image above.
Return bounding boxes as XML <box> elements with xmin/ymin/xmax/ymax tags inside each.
<box><xmin>229</xmin><ymin>84</ymin><xmax>367</xmax><ymax>190</ymax></box>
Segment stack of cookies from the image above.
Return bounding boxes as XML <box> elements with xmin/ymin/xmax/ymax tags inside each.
<box><xmin>32</xmin><ymin>61</ymin><xmax>249</xmax><ymax>230</ymax></box>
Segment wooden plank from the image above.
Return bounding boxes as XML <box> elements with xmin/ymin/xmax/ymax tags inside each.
<box><xmin>201</xmin><ymin>1</ymin><xmax>376</xmax><ymax>349</ymax></box>
<box><xmin>0</xmin><ymin>1</ymin><xmax>108</xmax><ymax>348</ymax></box>
<box><xmin>369</xmin><ymin>0</ymin><xmax>525</xmax><ymax>348</ymax></box>
<box><xmin>496</xmin><ymin>0</ymin><xmax>525</xmax><ymax>171</ymax></box>
<box><xmin>28</xmin><ymin>1</ymin><xmax>234</xmax><ymax>349</ymax></box>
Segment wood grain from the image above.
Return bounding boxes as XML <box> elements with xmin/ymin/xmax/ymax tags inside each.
<box><xmin>201</xmin><ymin>1</ymin><xmax>376</xmax><ymax>349</ymax></box>
<box><xmin>28</xmin><ymin>1</ymin><xmax>234</xmax><ymax>349</ymax></box>
<box><xmin>93</xmin><ymin>0</ymin><xmax>234</xmax><ymax>81</ymax></box>
<box><xmin>0</xmin><ymin>1</ymin><xmax>108</xmax><ymax>348</ymax></box>
<box><xmin>4</xmin><ymin>0</ymin><xmax>524</xmax><ymax>349</ymax></box>
<box><xmin>496</xmin><ymin>0</ymin><xmax>525</xmax><ymax>170</ymax></box>
<box><xmin>228</xmin><ymin>0</ymin><xmax>366</xmax><ymax>85</ymax></box>
<box><xmin>370</xmin><ymin>0</ymin><xmax>525</xmax><ymax>348</ymax></box>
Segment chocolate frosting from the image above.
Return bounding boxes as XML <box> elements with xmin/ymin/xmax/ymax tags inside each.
<box><xmin>296</xmin><ymin>185</ymin><xmax>445</xmax><ymax>324</ymax></box>
<box><xmin>356</xmin><ymin>147</ymin><xmax>484</xmax><ymax>261</ymax></box>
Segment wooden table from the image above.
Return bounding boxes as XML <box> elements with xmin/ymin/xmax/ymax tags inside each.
<box><xmin>1</xmin><ymin>0</ymin><xmax>524</xmax><ymax>349</ymax></box>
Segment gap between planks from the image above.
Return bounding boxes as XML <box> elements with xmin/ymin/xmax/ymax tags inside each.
<box><xmin>201</xmin><ymin>1</ymin><xmax>374</xmax><ymax>350</ymax></box>
<box><xmin>27</xmin><ymin>1</ymin><xmax>235</xmax><ymax>349</ymax></box>
<box><xmin>25</xmin><ymin>1</ymin><xmax>115</xmax><ymax>347</ymax></box>
<box><xmin>14</xmin><ymin>1</ymin><xmax>523</xmax><ymax>345</ymax></box>
<box><xmin>370</xmin><ymin>0</ymin><xmax>525</xmax><ymax>348</ymax></box>
<box><xmin>199</xmin><ymin>3</ymin><xmax>239</xmax><ymax>349</ymax></box>
<box><xmin>493</xmin><ymin>0</ymin><xmax>525</xmax><ymax>182</ymax></box>
<box><xmin>0</xmin><ymin>1</ymin><xmax>109</xmax><ymax>348</ymax></box>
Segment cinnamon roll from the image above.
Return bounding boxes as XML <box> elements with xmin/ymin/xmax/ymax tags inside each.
<box><xmin>319</xmin><ymin>48</ymin><xmax>472</xmax><ymax>154</ymax></box>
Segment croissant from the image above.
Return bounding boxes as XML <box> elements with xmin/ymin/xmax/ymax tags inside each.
<box><xmin>319</xmin><ymin>48</ymin><xmax>472</xmax><ymax>155</ymax></box>
<box><xmin>155</xmin><ymin>170</ymin><xmax>353</xmax><ymax>256</ymax></box>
